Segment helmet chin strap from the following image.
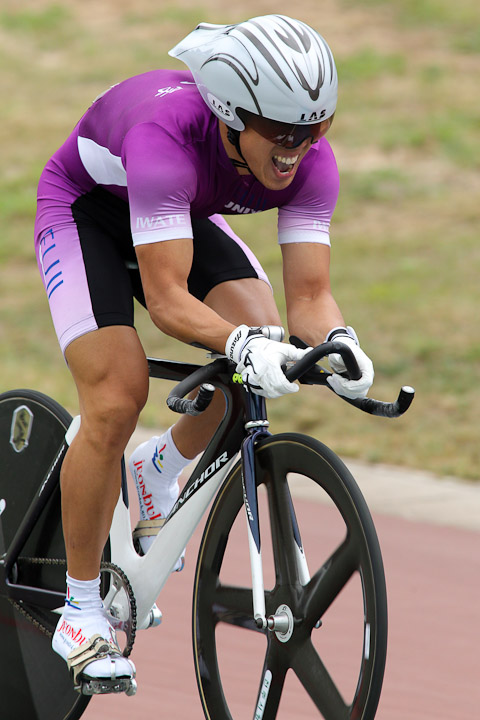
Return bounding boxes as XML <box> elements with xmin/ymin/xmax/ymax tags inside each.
<box><xmin>226</xmin><ymin>127</ymin><xmax>251</xmax><ymax>172</ymax></box>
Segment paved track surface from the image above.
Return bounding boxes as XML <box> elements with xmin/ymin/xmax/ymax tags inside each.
<box><xmin>82</xmin><ymin>430</ymin><xmax>480</xmax><ymax>720</ymax></box>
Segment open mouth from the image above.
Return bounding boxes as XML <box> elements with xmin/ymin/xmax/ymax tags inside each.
<box><xmin>272</xmin><ymin>153</ymin><xmax>299</xmax><ymax>176</ymax></box>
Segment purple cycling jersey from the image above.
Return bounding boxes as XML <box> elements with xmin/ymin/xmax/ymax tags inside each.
<box><xmin>36</xmin><ymin>69</ymin><xmax>339</xmax><ymax>248</ymax></box>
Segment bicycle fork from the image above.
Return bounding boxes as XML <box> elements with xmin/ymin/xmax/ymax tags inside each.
<box><xmin>241</xmin><ymin>401</ymin><xmax>311</xmax><ymax>632</ymax></box>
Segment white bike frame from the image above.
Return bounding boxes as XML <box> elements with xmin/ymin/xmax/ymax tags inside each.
<box><xmin>66</xmin><ymin>410</ymin><xmax>238</xmax><ymax>630</ymax></box>
<box><xmin>109</xmin><ymin>453</ymin><xmax>237</xmax><ymax>629</ymax></box>
<box><xmin>64</xmin><ymin>349</ymin><xmax>314</xmax><ymax>636</ymax></box>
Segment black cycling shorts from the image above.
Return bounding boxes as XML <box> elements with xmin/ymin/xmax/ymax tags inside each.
<box><xmin>35</xmin><ymin>187</ymin><xmax>270</xmax><ymax>353</ymax></box>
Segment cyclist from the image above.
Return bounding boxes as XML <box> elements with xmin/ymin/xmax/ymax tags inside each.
<box><xmin>34</xmin><ymin>14</ymin><xmax>374</xmax><ymax>694</ymax></box>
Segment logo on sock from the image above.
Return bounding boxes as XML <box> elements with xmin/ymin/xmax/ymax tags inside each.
<box><xmin>152</xmin><ymin>442</ymin><xmax>167</xmax><ymax>474</ymax></box>
<box><xmin>133</xmin><ymin>459</ymin><xmax>163</xmax><ymax>520</ymax></box>
<box><xmin>66</xmin><ymin>587</ymin><xmax>81</xmax><ymax>610</ymax></box>
<box><xmin>58</xmin><ymin>618</ymin><xmax>87</xmax><ymax>647</ymax></box>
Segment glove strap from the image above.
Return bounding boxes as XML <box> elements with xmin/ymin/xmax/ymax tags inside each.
<box><xmin>225</xmin><ymin>324</ymin><xmax>286</xmax><ymax>364</ymax></box>
<box><xmin>225</xmin><ymin>325</ymin><xmax>264</xmax><ymax>363</ymax></box>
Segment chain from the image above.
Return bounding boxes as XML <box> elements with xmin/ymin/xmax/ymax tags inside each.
<box><xmin>10</xmin><ymin>595</ymin><xmax>56</xmax><ymax>638</ymax></box>
<box><xmin>8</xmin><ymin>558</ymin><xmax>137</xmax><ymax>657</ymax></box>
<box><xmin>100</xmin><ymin>561</ymin><xmax>137</xmax><ymax>657</ymax></box>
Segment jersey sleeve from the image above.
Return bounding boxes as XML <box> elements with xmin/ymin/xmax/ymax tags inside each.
<box><xmin>277</xmin><ymin>140</ymin><xmax>339</xmax><ymax>246</ymax></box>
<box><xmin>122</xmin><ymin>122</ymin><xmax>198</xmax><ymax>245</ymax></box>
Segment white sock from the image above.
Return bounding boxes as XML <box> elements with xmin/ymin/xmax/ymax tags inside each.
<box><xmin>63</xmin><ymin>573</ymin><xmax>103</xmax><ymax>619</ymax></box>
<box><xmin>53</xmin><ymin>573</ymin><xmax>135</xmax><ymax>680</ymax></box>
<box><xmin>154</xmin><ymin>426</ymin><xmax>190</xmax><ymax>484</ymax></box>
<box><xmin>131</xmin><ymin>427</ymin><xmax>190</xmax><ymax>522</ymax></box>
<box><xmin>130</xmin><ymin>428</ymin><xmax>191</xmax><ymax>559</ymax></box>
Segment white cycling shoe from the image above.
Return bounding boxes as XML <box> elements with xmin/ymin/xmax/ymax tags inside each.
<box><xmin>52</xmin><ymin>608</ymin><xmax>137</xmax><ymax>696</ymax></box>
<box><xmin>129</xmin><ymin>432</ymin><xmax>186</xmax><ymax>571</ymax></box>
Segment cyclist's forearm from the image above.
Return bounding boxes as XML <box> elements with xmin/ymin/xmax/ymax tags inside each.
<box><xmin>281</xmin><ymin>242</ymin><xmax>345</xmax><ymax>346</ymax></box>
<box><xmin>147</xmin><ymin>284</ymin><xmax>234</xmax><ymax>352</ymax></box>
<box><xmin>286</xmin><ymin>289</ymin><xmax>345</xmax><ymax>346</ymax></box>
<box><xmin>137</xmin><ymin>240</ymin><xmax>236</xmax><ymax>352</ymax></box>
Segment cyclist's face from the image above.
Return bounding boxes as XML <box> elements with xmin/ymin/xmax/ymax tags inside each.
<box><xmin>239</xmin><ymin>126</ymin><xmax>313</xmax><ymax>190</ymax></box>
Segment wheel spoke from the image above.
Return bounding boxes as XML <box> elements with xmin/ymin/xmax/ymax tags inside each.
<box><xmin>252</xmin><ymin>641</ymin><xmax>288</xmax><ymax>720</ymax></box>
<box><xmin>292</xmin><ymin>639</ymin><xmax>349</xmax><ymax>720</ymax></box>
<box><xmin>214</xmin><ymin>584</ymin><xmax>264</xmax><ymax>631</ymax></box>
<box><xmin>304</xmin><ymin>535</ymin><xmax>357</xmax><ymax>626</ymax></box>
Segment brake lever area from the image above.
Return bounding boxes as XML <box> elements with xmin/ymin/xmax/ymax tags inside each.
<box><xmin>287</xmin><ymin>338</ymin><xmax>415</xmax><ymax>418</ymax></box>
<box><xmin>286</xmin><ymin>340</ymin><xmax>362</xmax><ymax>382</ymax></box>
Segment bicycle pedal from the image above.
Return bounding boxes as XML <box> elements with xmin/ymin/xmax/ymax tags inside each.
<box><xmin>146</xmin><ymin>603</ymin><xmax>163</xmax><ymax>628</ymax></box>
<box><xmin>79</xmin><ymin>676</ymin><xmax>137</xmax><ymax>696</ymax></box>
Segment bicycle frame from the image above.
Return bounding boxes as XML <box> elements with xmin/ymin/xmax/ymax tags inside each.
<box><xmin>108</xmin><ymin>356</ymin><xmax>307</xmax><ymax>630</ymax></box>
<box><xmin>0</xmin><ymin>356</ymin><xmax>291</xmax><ymax>633</ymax></box>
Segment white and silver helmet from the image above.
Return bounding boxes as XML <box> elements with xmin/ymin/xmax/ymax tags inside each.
<box><xmin>169</xmin><ymin>15</ymin><xmax>338</xmax><ymax>134</ymax></box>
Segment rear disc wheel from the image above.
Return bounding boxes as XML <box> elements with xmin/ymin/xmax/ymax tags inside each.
<box><xmin>0</xmin><ymin>390</ymin><xmax>87</xmax><ymax>720</ymax></box>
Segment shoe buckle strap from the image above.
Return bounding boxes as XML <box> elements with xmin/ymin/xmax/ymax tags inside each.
<box><xmin>67</xmin><ymin>634</ymin><xmax>122</xmax><ymax>686</ymax></box>
<box><xmin>133</xmin><ymin>518</ymin><xmax>166</xmax><ymax>539</ymax></box>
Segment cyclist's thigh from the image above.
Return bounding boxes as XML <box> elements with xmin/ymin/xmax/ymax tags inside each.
<box><xmin>205</xmin><ymin>277</ymin><xmax>281</xmax><ymax>326</ymax></box>
<box><xmin>189</xmin><ymin>215</ymin><xmax>281</xmax><ymax>326</ymax></box>
<box><xmin>35</xmin><ymin>186</ymin><xmax>149</xmax><ymax>427</ymax></box>
<box><xmin>65</xmin><ymin>326</ymin><xmax>149</xmax><ymax>420</ymax></box>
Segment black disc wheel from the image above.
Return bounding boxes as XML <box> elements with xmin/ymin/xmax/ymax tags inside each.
<box><xmin>193</xmin><ymin>433</ymin><xmax>387</xmax><ymax>720</ymax></box>
<box><xmin>0</xmin><ymin>390</ymin><xmax>89</xmax><ymax>720</ymax></box>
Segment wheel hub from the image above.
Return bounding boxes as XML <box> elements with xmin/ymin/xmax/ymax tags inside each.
<box><xmin>267</xmin><ymin>604</ymin><xmax>294</xmax><ymax>643</ymax></box>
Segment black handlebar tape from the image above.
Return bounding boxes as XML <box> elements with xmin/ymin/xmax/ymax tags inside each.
<box><xmin>194</xmin><ymin>383</ymin><xmax>216</xmax><ymax>412</ymax></box>
<box><xmin>167</xmin><ymin>383</ymin><xmax>216</xmax><ymax>416</ymax></box>
<box><xmin>286</xmin><ymin>341</ymin><xmax>362</xmax><ymax>383</ymax></box>
<box><xmin>166</xmin><ymin>358</ymin><xmax>225</xmax><ymax>406</ymax></box>
<box><xmin>339</xmin><ymin>386</ymin><xmax>415</xmax><ymax>418</ymax></box>
<box><xmin>164</xmin><ymin>341</ymin><xmax>414</xmax><ymax>420</ymax></box>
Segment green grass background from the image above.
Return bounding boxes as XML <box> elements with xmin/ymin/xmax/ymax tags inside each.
<box><xmin>1</xmin><ymin>0</ymin><xmax>479</xmax><ymax>479</ymax></box>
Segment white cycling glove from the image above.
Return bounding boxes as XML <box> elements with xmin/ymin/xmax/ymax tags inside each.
<box><xmin>225</xmin><ymin>325</ymin><xmax>308</xmax><ymax>399</ymax></box>
<box><xmin>326</xmin><ymin>326</ymin><xmax>374</xmax><ymax>400</ymax></box>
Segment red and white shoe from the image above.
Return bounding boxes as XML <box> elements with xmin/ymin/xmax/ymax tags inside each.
<box><xmin>52</xmin><ymin>607</ymin><xmax>136</xmax><ymax>695</ymax></box>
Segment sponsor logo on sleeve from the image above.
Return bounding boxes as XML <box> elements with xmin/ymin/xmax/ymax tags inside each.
<box><xmin>135</xmin><ymin>214</ymin><xmax>188</xmax><ymax>230</ymax></box>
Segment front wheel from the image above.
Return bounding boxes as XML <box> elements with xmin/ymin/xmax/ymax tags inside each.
<box><xmin>192</xmin><ymin>433</ymin><xmax>387</xmax><ymax>720</ymax></box>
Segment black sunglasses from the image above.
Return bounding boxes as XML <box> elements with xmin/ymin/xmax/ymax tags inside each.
<box><xmin>238</xmin><ymin>110</ymin><xmax>334</xmax><ymax>148</ymax></box>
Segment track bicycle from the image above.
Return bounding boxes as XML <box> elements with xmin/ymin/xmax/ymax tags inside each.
<box><xmin>0</xmin><ymin>337</ymin><xmax>414</xmax><ymax>720</ymax></box>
